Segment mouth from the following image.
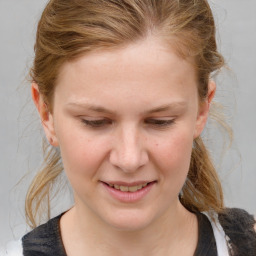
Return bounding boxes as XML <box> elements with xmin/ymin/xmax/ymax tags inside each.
<box><xmin>101</xmin><ymin>181</ymin><xmax>157</xmax><ymax>202</ymax></box>
<box><xmin>102</xmin><ymin>181</ymin><xmax>156</xmax><ymax>192</ymax></box>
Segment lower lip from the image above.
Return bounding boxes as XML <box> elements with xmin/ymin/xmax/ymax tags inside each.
<box><xmin>101</xmin><ymin>182</ymin><xmax>156</xmax><ymax>203</ymax></box>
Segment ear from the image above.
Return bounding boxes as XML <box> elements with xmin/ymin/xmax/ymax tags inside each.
<box><xmin>31</xmin><ymin>83</ymin><xmax>59</xmax><ymax>147</ymax></box>
<box><xmin>193</xmin><ymin>81</ymin><xmax>216</xmax><ymax>139</ymax></box>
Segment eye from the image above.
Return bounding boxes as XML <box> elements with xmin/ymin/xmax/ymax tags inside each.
<box><xmin>145</xmin><ymin>118</ymin><xmax>175</xmax><ymax>128</ymax></box>
<box><xmin>81</xmin><ymin>118</ymin><xmax>113</xmax><ymax>128</ymax></box>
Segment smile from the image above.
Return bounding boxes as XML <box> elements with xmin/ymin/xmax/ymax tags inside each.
<box><xmin>106</xmin><ymin>183</ymin><xmax>149</xmax><ymax>192</ymax></box>
<box><xmin>101</xmin><ymin>181</ymin><xmax>156</xmax><ymax>202</ymax></box>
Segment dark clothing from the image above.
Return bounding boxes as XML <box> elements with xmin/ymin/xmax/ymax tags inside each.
<box><xmin>22</xmin><ymin>208</ymin><xmax>256</xmax><ymax>256</ymax></box>
<box><xmin>194</xmin><ymin>212</ymin><xmax>217</xmax><ymax>256</ymax></box>
<box><xmin>22</xmin><ymin>212</ymin><xmax>66</xmax><ymax>256</ymax></box>
<box><xmin>219</xmin><ymin>208</ymin><xmax>256</xmax><ymax>256</ymax></box>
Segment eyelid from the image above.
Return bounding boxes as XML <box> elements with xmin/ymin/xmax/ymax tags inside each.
<box><xmin>81</xmin><ymin>118</ymin><xmax>113</xmax><ymax>128</ymax></box>
<box><xmin>145</xmin><ymin>118</ymin><xmax>176</xmax><ymax>126</ymax></box>
<box><xmin>80</xmin><ymin>116</ymin><xmax>176</xmax><ymax>129</ymax></box>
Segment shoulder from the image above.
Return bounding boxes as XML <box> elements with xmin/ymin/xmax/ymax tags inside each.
<box><xmin>219</xmin><ymin>207</ymin><xmax>255</xmax><ymax>225</ymax></box>
<box><xmin>218</xmin><ymin>208</ymin><xmax>256</xmax><ymax>256</ymax></box>
<box><xmin>218</xmin><ymin>208</ymin><xmax>256</xmax><ymax>236</ymax></box>
<box><xmin>22</xmin><ymin>213</ymin><xmax>66</xmax><ymax>256</ymax></box>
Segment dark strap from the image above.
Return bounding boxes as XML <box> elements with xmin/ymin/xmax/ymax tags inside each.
<box><xmin>194</xmin><ymin>212</ymin><xmax>217</xmax><ymax>256</ymax></box>
<box><xmin>22</xmin><ymin>213</ymin><xmax>66</xmax><ymax>256</ymax></box>
<box><xmin>218</xmin><ymin>208</ymin><xmax>256</xmax><ymax>256</ymax></box>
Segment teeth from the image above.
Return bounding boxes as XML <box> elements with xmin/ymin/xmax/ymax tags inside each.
<box><xmin>109</xmin><ymin>183</ymin><xmax>149</xmax><ymax>192</ymax></box>
<box><xmin>128</xmin><ymin>186</ymin><xmax>138</xmax><ymax>192</ymax></box>
<box><xmin>137</xmin><ymin>184</ymin><xmax>143</xmax><ymax>190</ymax></box>
<box><xmin>142</xmin><ymin>183</ymin><xmax>147</xmax><ymax>188</ymax></box>
<box><xmin>120</xmin><ymin>186</ymin><xmax>128</xmax><ymax>192</ymax></box>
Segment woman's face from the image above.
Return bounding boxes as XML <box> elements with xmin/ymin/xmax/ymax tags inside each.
<box><xmin>36</xmin><ymin>37</ymin><xmax>212</xmax><ymax>231</ymax></box>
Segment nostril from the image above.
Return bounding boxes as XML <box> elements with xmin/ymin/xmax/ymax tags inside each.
<box><xmin>109</xmin><ymin>154</ymin><xmax>147</xmax><ymax>173</ymax></box>
<box><xmin>109</xmin><ymin>135</ymin><xmax>149</xmax><ymax>172</ymax></box>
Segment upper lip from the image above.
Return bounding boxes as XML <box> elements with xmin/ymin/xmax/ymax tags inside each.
<box><xmin>101</xmin><ymin>180</ymin><xmax>157</xmax><ymax>186</ymax></box>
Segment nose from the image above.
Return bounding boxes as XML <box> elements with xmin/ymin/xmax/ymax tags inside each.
<box><xmin>109</xmin><ymin>125</ymin><xmax>149</xmax><ymax>173</ymax></box>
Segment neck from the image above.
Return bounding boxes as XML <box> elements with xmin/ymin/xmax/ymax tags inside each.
<box><xmin>60</xmin><ymin>201</ymin><xmax>198</xmax><ymax>256</ymax></box>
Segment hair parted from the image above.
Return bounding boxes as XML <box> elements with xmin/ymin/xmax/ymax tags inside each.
<box><xmin>26</xmin><ymin>0</ymin><xmax>225</xmax><ymax>228</ymax></box>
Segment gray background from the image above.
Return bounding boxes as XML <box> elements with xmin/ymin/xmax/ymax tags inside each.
<box><xmin>0</xmin><ymin>0</ymin><xmax>255</xmax><ymax>247</ymax></box>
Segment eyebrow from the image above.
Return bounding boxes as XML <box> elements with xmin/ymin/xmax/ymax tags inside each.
<box><xmin>66</xmin><ymin>102</ymin><xmax>187</xmax><ymax>115</ymax></box>
<box><xmin>67</xmin><ymin>102</ymin><xmax>115</xmax><ymax>114</ymax></box>
<box><xmin>145</xmin><ymin>102</ymin><xmax>187</xmax><ymax>114</ymax></box>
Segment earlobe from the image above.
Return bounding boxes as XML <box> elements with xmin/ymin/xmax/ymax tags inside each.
<box><xmin>193</xmin><ymin>81</ymin><xmax>216</xmax><ymax>139</ymax></box>
<box><xmin>31</xmin><ymin>83</ymin><xmax>59</xmax><ymax>147</ymax></box>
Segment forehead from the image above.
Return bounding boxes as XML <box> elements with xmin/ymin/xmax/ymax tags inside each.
<box><xmin>54</xmin><ymin>37</ymin><xmax>198</xmax><ymax>108</ymax></box>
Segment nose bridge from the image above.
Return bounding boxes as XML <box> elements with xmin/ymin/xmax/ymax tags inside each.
<box><xmin>110</xmin><ymin>123</ymin><xmax>148</xmax><ymax>172</ymax></box>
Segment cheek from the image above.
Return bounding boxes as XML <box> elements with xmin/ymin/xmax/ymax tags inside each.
<box><xmin>55</xmin><ymin>122</ymin><xmax>108</xmax><ymax>181</ymax></box>
<box><xmin>154</xmin><ymin>129</ymin><xmax>194</xmax><ymax>184</ymax></box>
<box><xmin>58</xmin><ymin>134</ymin><xmax>111</xmax><ymax>199</ymax></box>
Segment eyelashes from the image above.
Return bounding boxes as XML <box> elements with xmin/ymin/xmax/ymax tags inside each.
<box><xmin>81</xmin><ymin>118</ymin><xmax>175</xmax><ymax>129</ymax></box>
<box><xmin>144</xmin><ymin>119</ymin><xmax>175</xmax><ymax>127</ymax></box>
<box><xmin>81</xmin><ymin>119</ymin><xmax>112</xmax><ymax>128</ymax></box>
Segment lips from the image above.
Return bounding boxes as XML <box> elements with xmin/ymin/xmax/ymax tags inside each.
<box><xmin>102</xmin><ymin>181</ymin><xmax>156</xmax><ymax>192</ymax></box>
<box><xmin>101</xmin><ymin>181</ymin><xmax>156</xmax><ymax>202</ymax></box>
<box><xmin>105</xmin><ymin>182</ymin><xmax>150</xmax><ymax>192</ymax></box>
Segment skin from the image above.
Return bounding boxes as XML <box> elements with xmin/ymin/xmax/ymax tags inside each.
<box><xmin>32</xmin><ymin>36</ymin><xmax>216</xmax><ymax>256</ymax></box>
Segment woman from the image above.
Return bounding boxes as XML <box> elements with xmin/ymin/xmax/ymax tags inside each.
<box><xmin>8</xmin><ymin>0</ymin><xmax>256</xmax><ymax>255</ymax></box>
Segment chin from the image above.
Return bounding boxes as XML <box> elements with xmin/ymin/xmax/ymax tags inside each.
<box><xmin>101</xmin><ymin>208</ymin><xmax>158</xmax><ymax>232</ymax></box>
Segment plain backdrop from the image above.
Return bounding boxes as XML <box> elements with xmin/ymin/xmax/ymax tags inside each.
<box><xmin>0</xmin><ymin>0</ymin><xmax>255</xmax><ymax>247</ymax></box>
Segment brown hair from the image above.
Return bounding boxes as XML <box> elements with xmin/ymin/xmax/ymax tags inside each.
<box><xmin>26</xmin><ymin>0</ymin><xmax>225</xmax><ymax>228</ymax></box>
